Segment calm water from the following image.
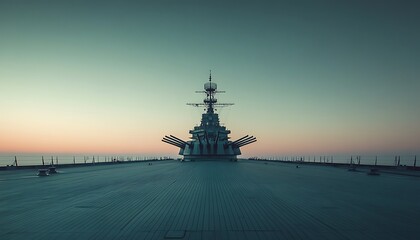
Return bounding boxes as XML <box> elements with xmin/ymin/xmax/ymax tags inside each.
<box><xmin>249</xmin><ymin>154</ymin><xmax>417</xmax><ymax>167</ymax></box>
<box><xmin>0</xmin><ymin>154</ymin><xmax>416</xmax><ymax>167</ymax></box>
<box><xmin>0</xmin><ymin>155</ymin><xmax>174</xmax><ymax>166</ymax></box>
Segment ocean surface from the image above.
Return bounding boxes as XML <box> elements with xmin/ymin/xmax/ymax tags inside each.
<box><xmin>253</xmin><ymin>154</ymin><xmax>417</xmax><ymax>167</ymax></box>
<box><xmin>0</xmin><ymin>154</ymin><xmax>416</xmax><ymax>167</ymax></box>
<box><xmin>0</xmin><ymin>154</ymin><xmax>174</xmax><ymax>167</ymax></box>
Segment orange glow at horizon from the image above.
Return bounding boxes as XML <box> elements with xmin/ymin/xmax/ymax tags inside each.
<box><xmin>2</xmin><ymin>119</ymin><xmax>418</xmax><ymax>156</ymax></box>
<box><xmin>1</xmin><ymin>0</ymin><xmax>420</xmax><ymax>158</ymax></box>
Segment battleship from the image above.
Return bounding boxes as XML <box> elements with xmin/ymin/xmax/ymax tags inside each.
<box><xmin>162</xmin><ymin>73</ymin><xmax>256</xmax><ymax>161</ymax></box>
<box><xmin>1</xmin><ymin>77</ymin><xmax>419</xmax><ymax>240</ymax></box>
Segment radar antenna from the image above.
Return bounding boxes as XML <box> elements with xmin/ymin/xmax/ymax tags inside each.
<box><xmin>186</xmin><ymin>71</ymin><xmax>233</xmax><ymax>113</ymax></box>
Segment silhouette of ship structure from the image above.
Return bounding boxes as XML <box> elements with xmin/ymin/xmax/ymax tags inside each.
<box><xmin>162</xmin><ymin>73</ymin><xmax>256</xmax><ymax>161</ymax></box>
<box><xmin>2</xmin><ymin>74</ymin><xmax>419</xmax><ymax>239</ymax></box>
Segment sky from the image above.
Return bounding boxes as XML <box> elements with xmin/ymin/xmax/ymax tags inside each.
<box><xmin>0</xmin><ymin>0</ymin><xmax>419</xmax><ymax>158</ymax></box>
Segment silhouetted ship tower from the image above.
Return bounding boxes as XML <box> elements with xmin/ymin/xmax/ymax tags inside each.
<box><xmin>162</xmin><ymin>72</ymin><xmax>256</xmax><ymax>161</ymax></box>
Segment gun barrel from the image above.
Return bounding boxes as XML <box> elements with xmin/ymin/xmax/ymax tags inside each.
<box><xmin>233</xmin><ymin>136</ymin><xmax>255</xmax><ymax>146</ymax></box>
<box><xmin>162</xmin><ymin>139</ymin><xmax>184</xmax><ymax>148</ymax></box>
<box><xmin>234</xmin><ymin>137</ymin><xmax>256</xmax><ymax>146</ymax></box>
<box><xmin>232</xmin><ymin>135</ymin><xmax>249</xmax><ymax>144</ymax></box>
<box><xmin>162</xmin><ymin>136</ymin><xmax>186</xmax><ymax>147</ymax></box>
<box><xmin>237</xmin><ymin>139</ymin><xmax>257</xmax><ymax>147</ymax></box>
<box><xmin>169</xmin><ymin>135</ymin><xmax>191</xmax><ymax>146</ymax></box>
<box><xmin>165</xmin><ymin>135</ymin><xmax>186</xmax><ymax>145</ymax></box>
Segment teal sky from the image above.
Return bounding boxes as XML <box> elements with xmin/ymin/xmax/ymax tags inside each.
<box><xmin>0</xmin><ymin>0</ymin><xmax>419</xmax><ymax>157</ymax></box>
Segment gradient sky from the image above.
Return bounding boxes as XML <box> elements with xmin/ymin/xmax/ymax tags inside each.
<box><xmin>1</xmin><ymin>0</ymin><xmax>419</xmax><ymax>157</ymax></box>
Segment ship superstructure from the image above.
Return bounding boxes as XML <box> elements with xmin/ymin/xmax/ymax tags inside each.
<box><xmin>162</xmin><ymin>73</ymin><xmax>256</xmax><ymax>161</ymax></box>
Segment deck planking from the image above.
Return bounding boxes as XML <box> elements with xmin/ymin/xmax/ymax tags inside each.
<box><xmin>1</xmin><ymin>160</ymin><xmax>419</xmax><ymax>239</ymax></box>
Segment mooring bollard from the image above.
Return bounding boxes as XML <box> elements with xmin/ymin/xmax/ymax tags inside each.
<box><xmin>49</xmin><ymin>166</ymin><xmax>57</xmax><ymax>174</ymax></box>
<box><xmin>38</xmin><ymin>169</ymin><xmax>49</xmax><ymax>176</ymax></box>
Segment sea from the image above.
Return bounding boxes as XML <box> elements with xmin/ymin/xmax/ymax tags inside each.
<box><xmin>0</xmin><ymin>154</ymin><xmax>175</xmax><ymax>167</ymax></box>
<box><xmin>0</xmin><ymin>154</ymin><xmax>417</xmax><ymax>167</ymax></box>
<box><xmin>256</xmin><ymin>154</ymin><xmax>417</xmax><ymax>167</ymax></box>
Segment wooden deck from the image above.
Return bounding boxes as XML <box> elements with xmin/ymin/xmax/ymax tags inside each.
<box><xmin>1</xmin><ymin>160</ymin><xmax>419</xmax><ymax>239</ymax></box>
